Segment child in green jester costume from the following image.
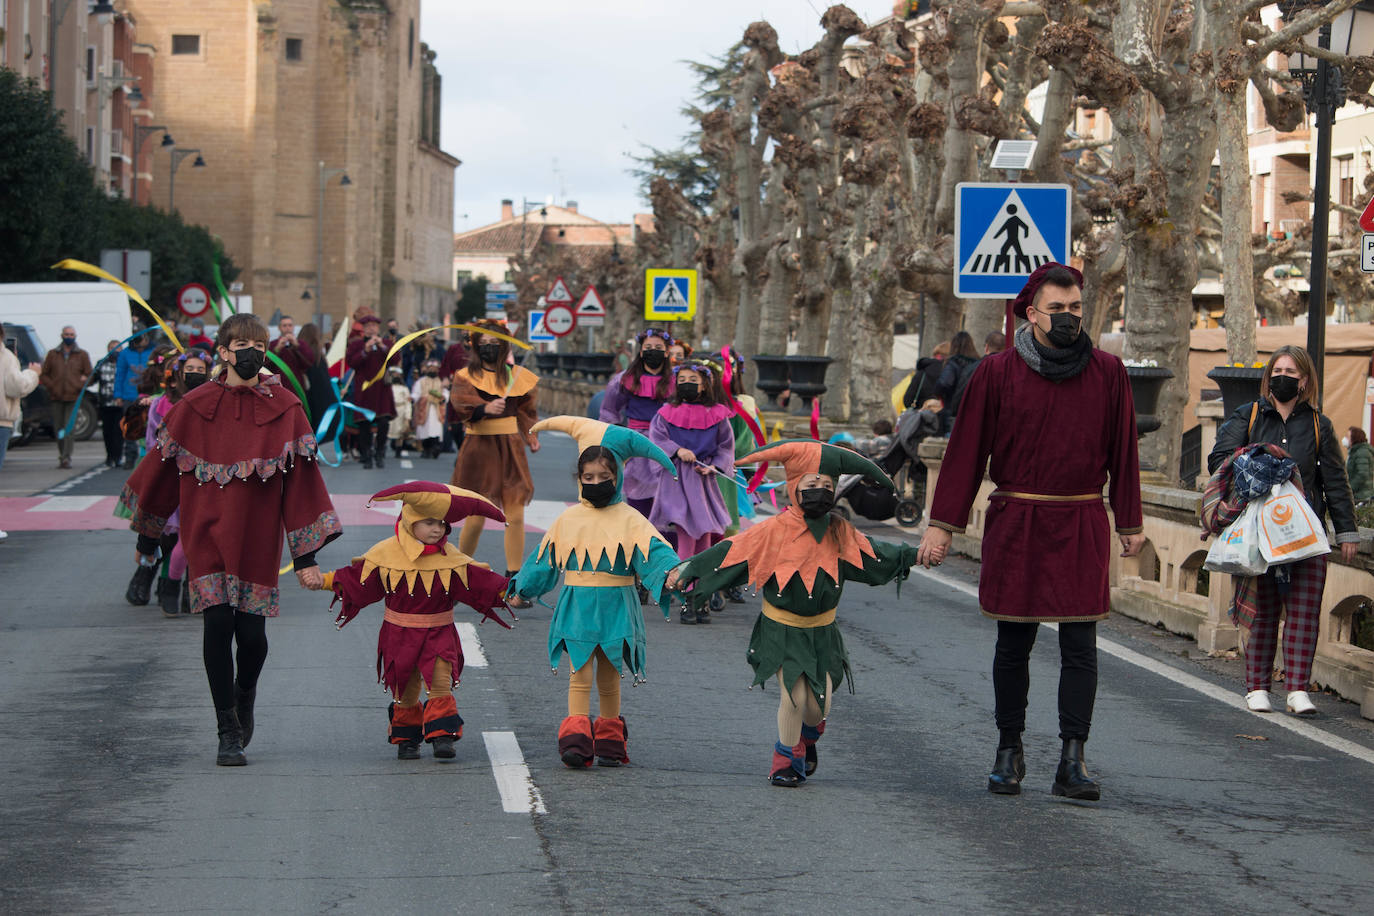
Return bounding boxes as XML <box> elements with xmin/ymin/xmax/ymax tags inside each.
<box><xmin>508</xmin><ymin>417</ymin><xmax>682</xmax><ymax>768</ymax></box>
<box><xmin>669</xmin><ymin>440</ymin><xmax>920</xmax><ymax>787</ymax></box>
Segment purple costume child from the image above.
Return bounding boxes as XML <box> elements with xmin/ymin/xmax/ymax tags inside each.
<box><xmin>599</xmin><ymin>329</ymin><xmax>676</xmax><ymax>510</ymax></box>
<box><xmin>647</xmin><ymin>368</ymin><xmax>734</xmax><ymax>559</ymax></box>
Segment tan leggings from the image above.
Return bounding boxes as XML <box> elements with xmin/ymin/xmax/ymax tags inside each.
<box><xmin>397</xmin><ymin>658</ymin><xmax>453</xmax><ymax>706</ymax></box>
<box><xmin>776</xmin><ymin>669</ymin><xmax>832</xmax><ymax>746</ymax></box>
<box><xmin>567</xmin><ymin>647</ymin><xmax>622</xmax><ymax>718</ymax></box>
<box><xmin>459</xmin><ymin>499</ymin><xmax>525</xmax><ymax>572</ymax></box>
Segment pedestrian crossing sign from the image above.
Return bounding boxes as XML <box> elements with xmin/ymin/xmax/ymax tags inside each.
<box><xmin>644</xmin><ymin>268</ymin><xmax>697</xmax><ymax>320</ymax></box>
<box><xmin>954</xmin><ymin>182</ymin><xmax>1071</xmax><ymax>298</ymax></box>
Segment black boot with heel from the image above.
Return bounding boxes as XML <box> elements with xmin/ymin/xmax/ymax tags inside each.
<box><xmin>215</xmin><ymin>709</ymin><xmax>246</xmax><ymax>766</ymax></box>
<box><xmin>1052</xmin><ymin>738</ymin><xmax>1100</xmax><ymax>801</ymax></box>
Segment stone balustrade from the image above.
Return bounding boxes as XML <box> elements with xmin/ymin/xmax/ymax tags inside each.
<box><xmin>918</xmin><ymin>436</ymin><xmax>1374</xmax><ymax>719</ymax></box>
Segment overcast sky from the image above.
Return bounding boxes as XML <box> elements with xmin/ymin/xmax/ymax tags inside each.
<box><xmin>421</xmin><ymin>1</ymin><xmax>896</xmax><ymax>231</ymax></box>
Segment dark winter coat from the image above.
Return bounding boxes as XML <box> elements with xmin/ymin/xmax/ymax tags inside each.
<box><xmin>1346</xmin><ymin>441</ymin><xmax>1374</xmax><ymax>503</ymax></box>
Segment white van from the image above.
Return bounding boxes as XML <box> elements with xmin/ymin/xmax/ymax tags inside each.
<box><xmin>0</xmin><ymin>282</ymin><xmax>134</xmax><ymax>354</ymax></box>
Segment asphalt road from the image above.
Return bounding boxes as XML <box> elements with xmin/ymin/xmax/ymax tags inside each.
<box><xmin>2</xmin><ymin>433</ymin><xmax>1373</xmax><ymax>914</ymax></box>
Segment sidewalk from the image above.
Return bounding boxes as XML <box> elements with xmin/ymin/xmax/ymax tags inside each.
<box><xmin>0</xmin><ymin>439</ymin><xmax>114</xmax><ymax>497</ymax></box>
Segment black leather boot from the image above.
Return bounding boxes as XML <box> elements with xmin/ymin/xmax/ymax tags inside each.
<box><xmin>215</xmin><ymin>709</ymin><xmax>246</xmax><ymax>766</ymax></box>
<box><xmin>1052</xmin><ymin>738</ymin><xmax>1101</xmax><ymax>801</ymax></box>
<box><xmin>679</xmin><ymin>601</ymin><xmax>696</xmax><ymax>625</ymax></box>
<box><xmin>396</xmin><ymin>740</ymin><xmax>421</xmax><ymax>760</ymax></box>
<box><xmin>988</xmin><ymin>743</ymin><xmax>1026</xmax><ymax>795</ymax></box>
<box><xmin>157</xmin><ymin>577</ymin><xmax>182</xmax><ymax>618</ymax></box>
<box><xmin>125</xmin><ymin>564</ymin><xmax>156</xmax><ymax>606</ymax></box>
<box><xmin>431</xmin><ymin>736</ymin><xmax>456</xmax><ymax>759</ymax></box>
<box><xmin>234</xmin><ymin>683</ymin><xmax>256</xmax><ymax>749</ymax></box>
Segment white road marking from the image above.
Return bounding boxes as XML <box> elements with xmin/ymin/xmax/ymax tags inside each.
<box><xmin>27</xmin><ymin>495</ymin><xmax>102</xmax><ymax>512</ymax></box>
<box><xmin>42</xmin><ymin>465</ymin><xmax>108</xmax><ymax>495</ymax></box>
<box><xmin>482</xmin><ymin>731</ymin><xmax>547</xmax><ymax>815</ymax></box>
<box><xmin>455</xmin><ymin>622</ymin><xmax>487</xmax><ymax>667</ymax></box>
<box><xmin>912</xmin><ymin>567</ymin><xmax>1374</xmax><ymax>767</ymax></box>
<box><xmin>400</xmin><ymin>459</ymin><xmax>414</xmax><ymax>469</ymax></box>
<box><xmin>523</xmin><ymin>499</ymin><xmax>573</xmax><ymax>531</ymax></box>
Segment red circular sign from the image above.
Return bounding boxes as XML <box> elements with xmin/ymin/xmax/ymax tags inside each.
<box><xmin>177</xmin><ymin>282</ymin><xmax>212</xmax><ymax>318</ymax></box>
<box><xmin>544</xmin><ymin>303</ymin><xmax>577</xmax><ymax>337</ymax></box>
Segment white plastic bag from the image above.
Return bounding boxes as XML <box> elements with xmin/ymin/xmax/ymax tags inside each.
<box><xmin>1257</xmin><ymin>481</ymin><xmax>1330</xmax><ymax>564</ymax></box>
<box><xmin>1205</xmin><ymin>501</ymin><xmax>1268</xmax><ymax>576</ymax></box>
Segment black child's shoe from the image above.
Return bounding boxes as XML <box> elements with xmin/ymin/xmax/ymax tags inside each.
<box><xmin>126</xmin><ymin>564</ymin><xmax>156</xmax><ymax>606</ymax></box>
<box><xmin>432</xmin><ymin>736</ymin><xmax>456</xmax><ymax>759</ymax></box>
<box><xmin>397</xmin><ymin>740</ymin><xmax>421</xmax><ymax>760</ymax></box>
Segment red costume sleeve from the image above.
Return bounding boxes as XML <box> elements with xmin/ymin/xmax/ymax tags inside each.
<box><xmin>1106</xmin><ymin>360</ymin><xmax>1144</xmax><ymax>534</ymax></box>
<box><xmin>459</xmin><ymin>565</ymin><xmax>515</xmax><ymax>628</ymax></box>
<box><xmin>281</xmin><ymin>446</ymin><xmax>343</xmax><ymax>560</ymax></box>
<box><xmin>928</xmin><ymin>361</ymin><xmax>997</xmax><ymax>533</ymax></box>
<box><xmin>123</xmin><ymin>443</ymin><xmax>181</xmax><ymax>538</ymax></box>
<box><xmin>330</xmin><ymin>561</ymin><xmax>387</xmax><ymax>628</ymax></box>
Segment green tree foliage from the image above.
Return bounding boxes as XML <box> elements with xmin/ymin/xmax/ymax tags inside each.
<box><xmin>0</xmin><ymin>69</ymin><xmax>237</xmax><ymax>315</ymax></box>
<box><xmin>456</xmin><ymin>277</ymin><xmax>488</xmax><ymax>322</ymax></box>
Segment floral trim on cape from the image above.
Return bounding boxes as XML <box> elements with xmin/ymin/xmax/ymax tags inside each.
<box><xmin>288</xmin><ymin>510</ymin><xmax>343</xmax><ymax>557</ymax></box>
<box><xmin>157</xmin><ymin>424</ymin><xmax>320</xmax><ymax>486</ymax></box>
<box><xmin>120</xmin><ymin>483</ymin><xmax>168</xmax><ymax>538</ymax></box>
<box><xmin>189</xmin><ymin>572</ymin><xmax>279</xmax><ymax>617</ymax></box>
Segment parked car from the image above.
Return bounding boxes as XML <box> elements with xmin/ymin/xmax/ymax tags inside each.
<box><xmin>2</xmin><ymin>323</ymin><xmax>97</xmax><ymax>445</ymax></box>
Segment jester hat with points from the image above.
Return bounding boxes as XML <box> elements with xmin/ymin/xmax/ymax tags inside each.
<box><xmin>737</xmin><ymin>438</ymin><xmax>894</xmax><ymax>506</ymax></box>
<box><xmin>529</xmin><ymin>416</ymin><xmax>676</xmax><ymax>571</ymax></box>
<box><xmin>369</xmin><ymin>481</ymin><xmax>505</xmax><ymax>561</ymax></box>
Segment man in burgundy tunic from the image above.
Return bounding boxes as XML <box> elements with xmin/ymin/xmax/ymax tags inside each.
<box><xmin>918</xmin><ymin>263</ymin><xmax>1144</xmax><ymax>801</ymax></box>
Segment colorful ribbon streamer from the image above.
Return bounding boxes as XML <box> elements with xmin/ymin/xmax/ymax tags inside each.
<box><xmin>211</xmin><ymin>261</ymin><xmax>236</xmax><ymax>322</ymax></box>
<box><xmin>810</xmin><ymin>397</ymin><xmax>821</xmax><ymax>441</ymax></box>
<box><xmin>313</xmin><ymin>373</ymin><xmax>376</xmax><ymax>467</ymax></box>
<box><xmin>56</xmin><ymin>325</ymin><xmax>163</xmax><ymax>440</ymax></box>
<box><xmin>52</xmin><ymin>259</ymin><xmax>185</xmax><ymax>353</ymax></box>
<box><xmin>360</xmin><ymin>323</ymin><xmax>532</xmax><ymax>391</ymax></box>
<box><xmin>265</xmin><ymin>350</ymin><xmax>312</xmax><ymax>425</ymax></box>
<box><xmin>719</xmin><ymin>346</ymin><xmax>771</xmax><ymax>495</ymax></box>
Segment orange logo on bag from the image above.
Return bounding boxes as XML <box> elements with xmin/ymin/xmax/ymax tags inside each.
<box><xmin>1270</xmin><ymin>502</ymin><xmax>1293</xmax><ymax>525</ymax></box>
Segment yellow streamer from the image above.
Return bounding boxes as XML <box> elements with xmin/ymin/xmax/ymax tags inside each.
<box><xmin>52</xmin><ymin>259</ymin><xmax>185</xmax><ymax>353</ymax></box>
<box><xmin>361</xmin><ymin>322</ymin><xmax>531</xmax><ymax>391</ymax></box>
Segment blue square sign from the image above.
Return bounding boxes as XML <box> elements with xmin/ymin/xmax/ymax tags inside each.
<box><xmin>954</xmin><ymin>183</ymin><xmax>1072</xmax><ymax>298</ymax></box>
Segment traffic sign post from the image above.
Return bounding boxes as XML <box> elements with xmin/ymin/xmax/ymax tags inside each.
<box><xmin>953</xmin><ymin>183</ymin><xmax>1072</xmax><ymax>298</ymax></box>
<box><xmin>544</xmin><ymin>303</ymin><xmax>576</xmax><ymax>337</ymax></box>
<box><xmin>575</xmin><ymin>286</ymin><xmax>606</xmax><ymax>326</ymax></box>
<box><xmin>177</xmin><ymin>282</ymin><xmax>212</xmax><ymax>319</ymax></box>
<box><xmin>528</xmin><ymin>310</ymin><xmax>555</xmax><ymax>344</ymax></box>
<box><xmin>545</xmin><ymin>276</ymin><xmax>574</xmax><ymax>306</ymax></box>
<box><xmin>644</xmin><ymin>269</ymin><xmax>697</xmax><ymax>320</ymax></box>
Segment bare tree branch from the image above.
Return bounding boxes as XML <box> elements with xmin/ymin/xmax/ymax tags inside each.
<box><xmin>1251</xmin><ymin>0</ymin><xmax>1361</xmax><ymax>60</ymax></box>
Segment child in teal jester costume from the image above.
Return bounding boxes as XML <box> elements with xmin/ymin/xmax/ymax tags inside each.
<box><xmin>669</xmin><ymin>439</ymin><xmax>920</xmax><ymax>787</ymax></box>
<box><xmin>508</xmin><ymin>417</ymin><xmax>682</xmax><ymax>768</ymax></box>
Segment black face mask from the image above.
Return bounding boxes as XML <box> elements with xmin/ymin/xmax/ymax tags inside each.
<box><xmin>581</xmin><ymin>479</ymin><xmax>616</xmax><ymax>508</ymax></box>
<box><xmin>641</xmin><ymin>349</ymin><xmax>667</xmax><ymax>371</ymax></box>
<box><xmin>424</xmin><ymin>370</ymin><xmax>439</xmax><ymax>377</ymax></box>
<box><xmin>1039</xmin><ymin>312</ymin><xmax>1081</xmax><ymax>349</ymax></box>
<box><xmin>1269</xmin><ymin>375</ymin><xmax>1301</xmax><ymax>404</ymax></box>
<box><xmin>183</xmin><ymin>372</ymin><xmax>208</xmax><ymax>390</ymax></box>
<box><xmin>798</xmin><ymin>487</ymin><xmax>835</xmax><ymax>518</ymax></box>
<box><xmin>677</xmin><ymin>382</ymin><xmax>699</xmax><ymax>401</ymax></box>
<box><xmin>229</xmin><ymin>346</ymin><xmax>265</xmax><ymax>380</ymax></box>
<box><xmin>62</xmin><ymin>336</ymin><xmax>76</xmax><ymax>347</ymax></box>
<box><xmin>478</xmin><ymin>344</ymin><xmax>501</xmax><ymax>365</ymax></box>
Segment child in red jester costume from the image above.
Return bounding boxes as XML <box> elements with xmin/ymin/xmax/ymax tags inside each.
<box><xmin>669</xmin><ymin>440</ymin><xmax>920</xmax><ymax>787</ymax></box>
<box><xmin>319</xmin><ymin>482</ymin><xmax>514</xmax><ymax>760</ymax></box>
<box><xmin>508</xmin><ymin>417</ymin><xmax>682</xmax><ymax>769</ymax></box>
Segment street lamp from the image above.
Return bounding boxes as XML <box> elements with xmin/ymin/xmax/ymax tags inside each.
<box><xmin>315</xmin><ymin>162</ymin><xmax>352</xmax><ymax>322</ymax></box>
<box><xmin>168</xmin><ymin>147</ymin><xmax>205</xmax><ymax>214</ymax></box>
<box><xmin>131</xmin><ymin>124</ymin><xmax>173</xmax><ymax>206</ymax></box>
<box><xmin>1278</xmin><ymin>0</ymin><xmax>1374</xmax><ymax>402</ymax></box>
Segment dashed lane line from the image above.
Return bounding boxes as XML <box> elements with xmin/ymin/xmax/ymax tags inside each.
<box><xmin>911</xmin><ymin>566</ymin><xmax>1374</xmax><ymax>768</ymax></box>
<box><xmin>455</xmin><ymin>622</ymin><xmax>487</xmax><ymax>667</ymax></box>
<box><xmin>482</xmin><ymin>731</ymin><xmax>547</xmax><ymax>815</ymax></box>
<box><xmin>41</xmin><ymin>464</ymin><xmax>109</xmax><ymax>495</ymax></box>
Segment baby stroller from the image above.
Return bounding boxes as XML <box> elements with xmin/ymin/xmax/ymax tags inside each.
<box><xmin>835</xmin><ymin>408</ymin><xmax>935</xmax><ymax>527</ymax></box>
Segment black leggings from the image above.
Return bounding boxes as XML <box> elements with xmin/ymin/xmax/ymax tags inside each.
<box><xmin>202</xmin><ymin>604</ymin><xmax>269</xmax><ymax>711</ymax></box>
<box><xmin>355</xmin><ymin>417</ymin><xmax>391</xmax><ymax>460</ymax></box>
<box><xmin>993</xmin><ymin>620</ymin><xmax>1097</xmax><ymax>741</ymax></box>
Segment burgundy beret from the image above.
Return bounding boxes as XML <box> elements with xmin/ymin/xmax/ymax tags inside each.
<box><xmin>1010</xmin><ymin>262</ymin><xmax>1083</xmax><ymax>318</ymax></box>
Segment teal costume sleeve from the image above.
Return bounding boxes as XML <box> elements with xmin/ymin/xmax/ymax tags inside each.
<box><xmin>512</xmin><ymin>547</ymin><xmax>560</xmax><ymax>604</ymax></box>
<box><xmin>634</xmin><ymin>539</ymin><xmax>683</xmax><ymax>620</ymax></box>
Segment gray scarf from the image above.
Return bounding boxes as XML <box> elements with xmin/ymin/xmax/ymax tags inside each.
<box><xmin>1014</xmin><ymin>323</ymin><xmax>1093</xmax><ymax>382</ymax></box>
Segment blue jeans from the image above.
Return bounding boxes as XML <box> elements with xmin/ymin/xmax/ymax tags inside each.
<box><xmin>0</xmin><ymin>424</ymin><xmax>12</xmax><ymax>470</ymax></box>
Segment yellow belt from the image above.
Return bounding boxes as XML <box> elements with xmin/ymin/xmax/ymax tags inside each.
<box><xmin>383</xmin><ymin>608</ymin><xmax>454</xmax><ymax>628</ymax></box>
<box><xmin>991</xmin><ymin>490</ymin><xmax>1102</xmax><ymax>503</ymax></box>
<box><xmin>762</xmin><ymin>600</ymin><xmax>836</xmax><ymax>628</ymax></box>
<box><xmin>467</xmin><ymin>417</ymin><xmax>519</xmax><ymax>435</ymax></box>
<box><xmin>564</xmin><ymin>570</ymin><xmax>635</xmax><ymax>588</ymax></box>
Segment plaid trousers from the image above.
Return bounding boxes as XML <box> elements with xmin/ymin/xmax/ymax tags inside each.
<box><xmin>1245</xmin><ymin>554</ymin><xmax>1327</xmax><ymax>692</ymax></box>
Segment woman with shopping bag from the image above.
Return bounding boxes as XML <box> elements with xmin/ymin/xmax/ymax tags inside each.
<box><xmin>1207</xmin><ymin>345</ymin><xmax>1359</xmax><ymax>715</ymax></box>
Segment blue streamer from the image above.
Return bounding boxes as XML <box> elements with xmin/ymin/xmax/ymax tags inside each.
<box><xmin>57</xmin><ymin>325</ymin><xmax>164</xmax><ymax>441</ymax></box>
<box><xmin>313</xmin><ymin>372</ymin><xmax>376</xmax><ymax>467</ymax></box>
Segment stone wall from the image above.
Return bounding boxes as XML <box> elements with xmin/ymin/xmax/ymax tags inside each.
<box><xmin>919</xmin><ymin>438</ymin><xmax>1374</xmax><ymax>719</ymax></box>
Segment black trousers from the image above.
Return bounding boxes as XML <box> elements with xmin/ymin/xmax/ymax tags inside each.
<box><xmin>203</xmin><ymin>604</ymin><xmax>268</xmax><ymax>711</ymax></box>
<box><xmin>355</xmin><ymin>416</ymin><xmax>392</xmax><ymax>461</ymax></box>
<box><xmin>993</xmin><ymin>620</ymin><xmax>1097</xmax><ymax>741</ymax></box>
<box><xmin>99</xmin><ymin>405</ymin><xmax>123</xmax><ymax>464</ymax></box>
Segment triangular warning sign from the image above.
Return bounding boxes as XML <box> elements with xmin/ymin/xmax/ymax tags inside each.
<box><xmin>576</xmin><ymin>286</ymin><xmax>605</xmax><ymax>314</ymax></box>
<box><xmin>959</xmin><ymin>190</ymin><xmax>1056</xmax><ymax>276</ymax></box>
<box><xmin>546</xmin><ymin>276</ymin><xmax>573</xmax><ymax>303</ymax></box>
<box><xmin>1360</xmin><ymin>195</ymin><xmax>1374</xmax><ymax>232</ymax></box>
<box><xmin>654</xmin><ymin>278</ymin><xmax>688</xmax><ymax>309</ymax></box>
